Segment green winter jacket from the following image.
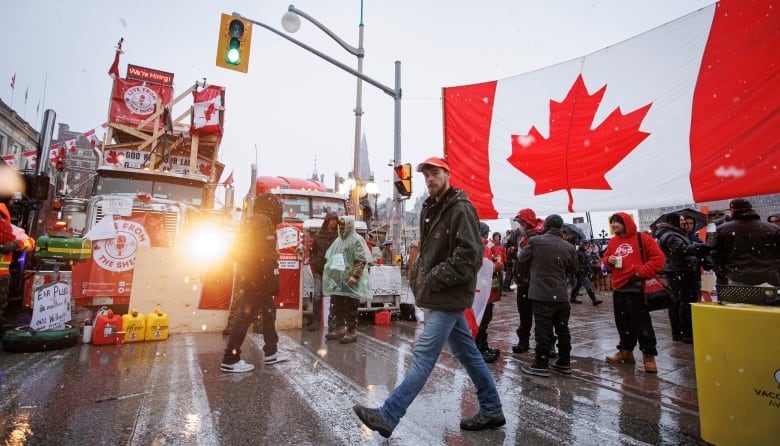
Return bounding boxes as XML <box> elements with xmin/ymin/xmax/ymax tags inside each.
<box><xmin>410</xmin><ymin>187</ymin><xmax>482</xmax><ymax>311</ymax></box>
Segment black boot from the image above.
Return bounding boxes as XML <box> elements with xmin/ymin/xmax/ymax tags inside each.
<box><xmin>588</xmin><ymin>290</ymin><xmax>603</xmax><ymax>306</ymax></box>
<box><xmin>512</xmin><ymin>339</ymin><xmax>530</xmax><ymax>354</ymax></box>
<box><xmin>570</xmin><ymin>290</ymin><xmax>582</xmax><ymax>304</ymax></box>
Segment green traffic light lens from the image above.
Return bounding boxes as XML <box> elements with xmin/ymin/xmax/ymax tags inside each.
<box><xmin>226</xmin><ymin>37</ymin><xmax>241</xmax><ymax>65</ymax></box>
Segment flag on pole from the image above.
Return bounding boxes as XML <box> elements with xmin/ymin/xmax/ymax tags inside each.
<box><xmin>10</xmin><ymin>74</ymin><xmax>15</xmax><ymax>90</ymax></box>
<box><xmin>191</xmin><ymin>85</ymin><xmax>224</xmax><ymax>136</ymax></box>
<box><xmin>108</xmin><ymin>38</ymin><xmax>124</xmax><ymax>79</ymax></box>
<box><xmin>442</xmin><ymin>0</ymin><xmax>780</xmax><ymax>217</ymax></box>
<box><xmin>220</xmin><ymin>170</ymin><xmax>234</xmax><ymax>186</ymax></box>
<box><xmin>24</xmin><ymin>87</ymin><xmax>28</xmax><ymax>103</ymax></box>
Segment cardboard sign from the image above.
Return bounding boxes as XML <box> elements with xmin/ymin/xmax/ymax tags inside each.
<box><xmin>31</xmin><ymin>282</ymin><xmax>71</xmax><ymax>331</ymax></box>
<box><xmin>368</xmin><ymin>265</ymin><xmax>402</xmax><ymax>296</ymax></box>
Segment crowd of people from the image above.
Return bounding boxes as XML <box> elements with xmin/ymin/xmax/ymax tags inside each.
<box><xmin>216</xmin><ymin>154</ymin><xmax>779</xmax><ymax>439</ymax></box>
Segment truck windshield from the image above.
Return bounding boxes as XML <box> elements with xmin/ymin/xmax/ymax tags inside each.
<box><xmin>96</xmin><ymin>177</ymin><xmax>203</xmax><ymax>205</ymax></box>
<box><xmin>278</xmin><ymin>196</ymin><xmax>347</xmax><ymax>221</ymax></box>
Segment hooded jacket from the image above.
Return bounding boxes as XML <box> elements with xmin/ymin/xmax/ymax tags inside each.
<box><xmin>602</xmin><ymin>212</ymin><xmax>665</xmax><ymax>290</ymax></box>
<box><xmin>233</xmin><ymin>203</ymin><xmax>280</xmax><ymax>294</ymax></box>
<box><xmin>655</xmin><ymin>223</ymin><xmax>699</xmax><ymax>273</ymax></box>
<box><xmin>0</xmin><ymin>204</ymin><xmax>34</xmax><ymax>275</ymax></box>
<box><xmin>710</xmin><ymin>209</ymin><xmax>780</xmax><ymax>285</ymax></box>
<box><xmin>322</xmin><ymin>216</ymin><xmax>372</xmax><ymax>301</ymax></box>
<box><xmin>410</xmin><ymin>187</ymin><xmax>482</xmax><ymax>311</ymax></box>
<box><xmin>310</xmin><ymin>212</ymin><xmax>339</xmax><ymax>276</ymax></box>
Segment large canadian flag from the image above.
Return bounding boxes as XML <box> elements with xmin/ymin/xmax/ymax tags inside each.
<box><xmin>443</xmin><ymin>0</ymin><xmax>779</xmax><ymax>218</ymax></box>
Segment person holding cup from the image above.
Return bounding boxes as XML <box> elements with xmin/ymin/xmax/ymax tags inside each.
<box><xmin>602</xmin><ymin>213</ymin><xmax>666</xmax><ymax>374</ymax></box>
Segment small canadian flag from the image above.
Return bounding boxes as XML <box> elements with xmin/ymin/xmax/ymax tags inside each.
<box><xmin>191</xmin><ymin>85</ymin><xmax>223</xmax><ymax>136</ymax></box>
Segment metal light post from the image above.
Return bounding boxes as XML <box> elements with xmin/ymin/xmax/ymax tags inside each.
<box><xmin>282</xmin><ymin>4</ymin><xmax>364</xmax><ymax>219</ymax></box>
<box><xmin>232</xmin><ymin>4</ymin><xmax>402</xmax><ymax>255</ymax></box>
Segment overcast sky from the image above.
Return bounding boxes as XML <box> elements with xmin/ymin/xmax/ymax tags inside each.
<box><xmin>1</xmin><ymin>0</ymin><xmax>712</xmax><ymax>235</ymax></box>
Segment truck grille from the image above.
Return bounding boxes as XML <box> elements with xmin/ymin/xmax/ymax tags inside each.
<box><xmin>94</xmin><ymin>206</ymin><xmax>181</xmax><ymax>248</ymax></box>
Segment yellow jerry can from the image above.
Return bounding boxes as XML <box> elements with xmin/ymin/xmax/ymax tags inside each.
<box><xmin>145</xmin><ymin>308</ymin><xmax>169</xmax><ymax>341</ymax></box>
<box><xmin>122</xmin><ymin>309</ymin><xmax>146</xmax><ymax>342</ymax></box>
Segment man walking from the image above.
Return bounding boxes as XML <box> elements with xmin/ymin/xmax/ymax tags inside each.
<box><xmin>353</xmin><ymin>156</ymin><xmax>504</xmax><ymax>438</ymax></box>
<box><xmin>220</xmin><ymin>193</ymin><xmax>290</xmax><ymax>373</ymax></box>
<box><xmin>518</xmin><ymin>215</ymin><xmax>579</xmax><ymax>377</ymax></box>
<box><xmin>571</xmin><ymin>241</ymin><xmax>603</xmax><ymax>306</ymax></box>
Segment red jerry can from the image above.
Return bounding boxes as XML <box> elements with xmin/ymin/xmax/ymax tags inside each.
<box><xmin>93</xmin><ymin>309</ymin><xmax>123</xmax><ymax>346</ymax></box>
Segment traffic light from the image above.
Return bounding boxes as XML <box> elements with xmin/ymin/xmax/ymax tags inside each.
<box><xmin>394</xmin><ymin>163</ymin><xmax>412</xmax><ymax>198</ymax></box>
<box><xmin>215</xmin><ymin>14</ymin><xmax>253</xmax><ymax>73</ymax></box>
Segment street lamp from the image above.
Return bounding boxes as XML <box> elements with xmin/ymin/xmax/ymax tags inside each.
<box><xmin>231</xmin><ymin>5</ymin><xmax>402</xmax><ymax>255</ymax></box>
<box><xmin>283</xmin><ymin>4</ymin><xmax>364</xmax><ymax>220</ymax></box>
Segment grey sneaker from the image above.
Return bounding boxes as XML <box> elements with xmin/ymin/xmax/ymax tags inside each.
<box><xmin>521</xmin><ymin>363</ymin><xmax>550</xmax><ymax>377</ymax></box>
<box><xmin>264</xmin><ymin>350</ymin><xmax>291</xmax><ymax>365</ymax></box>
<box><xmin>220</xmin><ymin>360</ymin><xmax>255</xmax><ymax>373</ymax></box>
<box><xmin>460</xmin><ymin>413</ymin><xmax>506</xmax><ymax>431</ymax></box>
<box><xmin>353</xmin><ymin>405</ymin><xmax>393</xmax><ymax>438</ymax></box>
<box><xmin>550</xmin><ymin>362</ymin><xmax>572</xmax><ymax>375</ymax></box>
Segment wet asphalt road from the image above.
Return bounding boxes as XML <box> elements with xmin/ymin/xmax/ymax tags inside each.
<box><xmin>0</xmin><ymin>289</ymin><xmax>708</xmax><ymax>445</ymax></box>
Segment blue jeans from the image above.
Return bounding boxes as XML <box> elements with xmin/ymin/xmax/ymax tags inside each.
<box><xmin>380</xmin><ymin>310</ymin><xmax>503</xmax><ymax>428</ymax></box>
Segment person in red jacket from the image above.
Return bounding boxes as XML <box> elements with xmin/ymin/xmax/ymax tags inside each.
<box><xmin>602</xmin><ymin>212</ymin><xmax>666</xmax><ymax>374</ymax></box>
<box><xmin>0</xmin><ymin>203</ymin><xmax>34</xmax><ymax>323</ymax></box>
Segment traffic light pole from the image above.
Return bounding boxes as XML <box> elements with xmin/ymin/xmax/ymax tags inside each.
<box><xmin>231</xmin><ymin>11</ymin><xmax>403</xmax><ymax>257</ymax></box>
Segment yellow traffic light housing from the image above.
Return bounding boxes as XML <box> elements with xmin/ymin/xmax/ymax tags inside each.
<box><xmin>394</xmin><ymin>163</ymin><xmax>412</xmax><ymax>198</ymax></box>
<box><xmin>216</xmin><ymin>14</ymin><xmax>252</xmax><ymax>73</ymax></box>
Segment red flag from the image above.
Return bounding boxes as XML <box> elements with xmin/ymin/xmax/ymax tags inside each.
<box><xmin>110</xmin><ymin>78</ymin><xmax>172</xmax><ymax>130</ymax></box>
<box><xmin>84</xmin><ymin>127</ymin><xmax>100</xmax><ymax>148</ymax></box>
<box><xmin>443</xmin><ymin>0</ymin><xmax>780</xmax><ymax>217</ymax></box>
<box><xmin>191</xmin><ymin>85</ymin><xmax>224</xmax><ymax>136</ymax></box>
<box><xmin>108</xmin><ymin>38</ymin><xmax>123</xmax><ymax>79</ymax></box>
<box><xmin>10</xmin><ymin>73</ymin><xmax>15</xmax><ymax>90</ymax></box>
<box><xmin>221</xmin><ymin>170</ymin><xmax>234</xmax><ymax>186</ymax></box>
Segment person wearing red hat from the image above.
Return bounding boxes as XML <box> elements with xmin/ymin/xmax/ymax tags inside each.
<box><xmin>505</xmin><ymin>207</ymin><xmax>548</xmax><ymax>355</ymax></box>
<box><xmin>354</xmin><ymin>156</ymin><xmax>505</xmax><ymax>438</ymax></box>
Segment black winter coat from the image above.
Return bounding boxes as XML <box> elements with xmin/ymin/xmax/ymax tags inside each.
<box><xmin>310</xmin><ymin>214</ymin><xmax>339</xmax><ymax>276</ymax></box>
<box><xmin>710</xmin><ymin>212</ymin><xmax>780</xmax><ymax>285</ymax></box>
<box><xmin>575</xmin><ymin>247</ymin><xmax>594</xmax><ymax>278</ymax></box>
<box><xmin>655</xmin><ymin>223</ymin><xmax>699</xmax><ymax>273</ymax></box>
<box><xmin>233</xmin><ymin>212</ymin><xmax>280</xmax><ymax>294</ymax></box>
<box><xmin>518</xmin><ymin>228</ymin><xmax>578</xmax><ymax>302</ymax></box>
<box><xmin>409</xmin><ymin>187</ymin><xmax>482</xmax><ymax>311</ymax></box>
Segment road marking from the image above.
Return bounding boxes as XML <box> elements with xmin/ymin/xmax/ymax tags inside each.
<box><xmin>254</xmin><ymin>333</ymin><xmax>445</xmax><ymax>445</ymax></box>
<box><xmin>131</xmin><ymin>335</ymin><xmax>218</xmax><ymax>445</ymax></box>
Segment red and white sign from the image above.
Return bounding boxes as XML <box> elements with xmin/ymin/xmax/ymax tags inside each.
<box><xmin>110</xmin><ymin>78</ymin><xmax>173</xmax><ymax>131</ymax></box>
<box><xmin>72</xmin><ymin>213</ymin><xmax>170</xmax><ymax>299</ymax></box>
<box><xmin>442</xmin><ymin>0</ymin><xmax>780</xmax><ymax>217</ymax></box>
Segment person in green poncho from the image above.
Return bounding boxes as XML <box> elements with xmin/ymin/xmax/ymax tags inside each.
<box><xmin>323</xmin><ymin>215</ymin><xmax>373</xmax><ymax>344</ymax></box>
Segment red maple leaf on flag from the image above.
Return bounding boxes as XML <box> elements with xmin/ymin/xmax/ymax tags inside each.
<box><xmin>203</xmin><ymin>102</ymin><xmax>217</xmax><ymax>122</ymax></box>
<box><xmin>199</xmin><ymin>164</ymin><xmax>212</xmax><ymax>176</ymax></box>
<box><xmin>507</xmin><ymin>74</ymin><xmax>652</xmax><ymax>212</ymax></box>
<box><xmin>106</xmin><ymin>150</ymin><xmax>120</xmax><ymax>165</ymax></box>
